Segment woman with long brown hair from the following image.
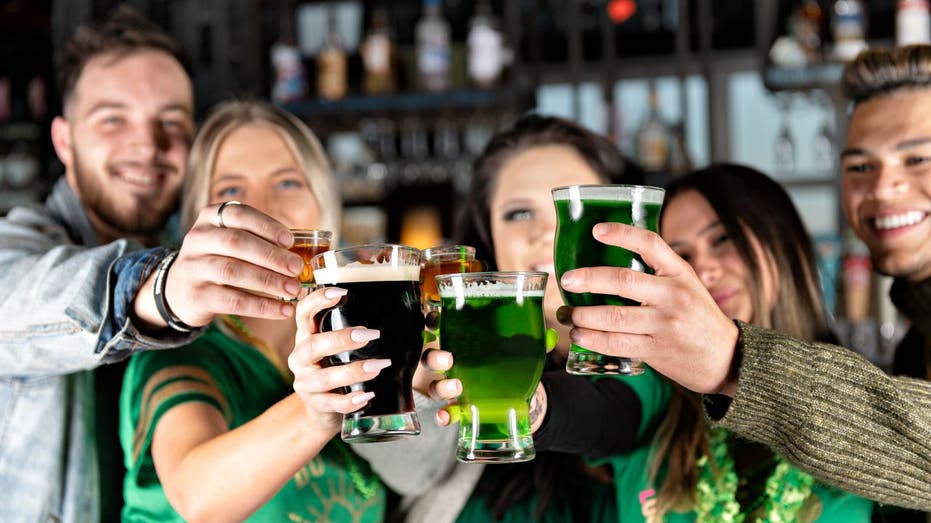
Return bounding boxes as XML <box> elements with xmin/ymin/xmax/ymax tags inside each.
<box><xmin>607</xmin><ymin>164</ymin><xmax>872</xmax><ymax>522</ymax></box>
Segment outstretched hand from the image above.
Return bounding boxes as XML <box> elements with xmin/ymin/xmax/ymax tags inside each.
<box><xmin>289</xmin><ymin>287</ymin><xmax>390</xmax><ymax>435</ymax></box>
<box><xmin>559</xmin><ymin>222</ymin><xmax>740</xmax><ymax>396</ymax></box>
<box><xmin>135</xmin><ymin>202</ymin><xmax>305</xmax><ymax>330</ymax></box>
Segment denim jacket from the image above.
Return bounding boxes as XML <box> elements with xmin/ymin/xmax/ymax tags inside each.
<box><xmin>0</xmin><ymin>178</ymin><xmax>195</xmax><ymax>522</ymax></box>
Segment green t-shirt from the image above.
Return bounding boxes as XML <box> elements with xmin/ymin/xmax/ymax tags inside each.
<box><xmin>119</xmin><ymin>324</ymin><xmax>386</xmax><ymax>522</ymax></box>
<box><xmin>608</xmin><ymin>369</ymin><xmax>873</xmax><ymax>522</ymax></box>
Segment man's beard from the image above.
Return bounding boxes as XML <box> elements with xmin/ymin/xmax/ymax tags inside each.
<box><xmin>71</xmin><ymin>148</ymin><xmax>179</xmax><ymax>238</ymax></box>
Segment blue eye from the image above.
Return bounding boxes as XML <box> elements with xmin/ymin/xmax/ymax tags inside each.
<box><xmin>278</xmin><ymin>178</ymin><xmax>305</xmax><ymax>189</ymax></box>
<box><xmin>504</xmin><ymin>209</ymin><xmax>532</xmax><ymax>222</ymax></box>
<box><xmin>216</xmin><ymin>187</ymin><xmax>242</xmax><ymax>198</ymax></box>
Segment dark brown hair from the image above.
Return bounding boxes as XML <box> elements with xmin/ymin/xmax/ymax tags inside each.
<box><xmin>649</xmin><ymin>164</ymin><xmax>832</xmax><ymax>517</ymax></box>
<box><xmin>842</xmin><ymin>44</ymin><xmax>931</xmax><ymax>105</ymax></box>
<box><xmin>58</xmin><ymin>5</ymin><xmax>190</xmax><ymax>109</ymax></box>
<box><xmin>454</xmin><ymin>114</ymin><xmax>644</xmax><ymax>520</ymax></box>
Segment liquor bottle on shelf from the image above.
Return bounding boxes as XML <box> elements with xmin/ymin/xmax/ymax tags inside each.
<box><xmin>789</xmin><ymin>0</ymin><xmax>825</xmax><ymax>65</ymax></box>
<box><xmin>361</xmin><ymin>6</ymin><xmax>395</xmax><ymax>95</ymax></box>
<box><xmin>270</xmin><ymin>42</ymin><xmax>306</xmax><ymax>104</ymax></box>
<box><xmin>832</xmin><ymin>0</ymin><xmax>868</xmax><ymax>62</ymax></box>
<box><xmin>416</xmin><ymin>0</ymin><xmax>451</xmax><ymax>93</ymax></box>
<box><xmin>467</xmin><ymin>0</ymin><xmax>505</xmax><ymax>89</ymax></box>
<box><xmin>317</xmin><ymin>7</ymin><xmax>347</xmax><ymax>101</ymax></box>
<box><xmin>635</xmin><ymin>85</ymin><xmax>671</xmax><ymax>173</ymax></box>
<box><xmin>897</xmin><ymin>0</ymin><xmax>931</xmax><ymax>46</ymax></box>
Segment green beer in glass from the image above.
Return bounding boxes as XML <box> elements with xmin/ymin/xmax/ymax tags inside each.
<box><xmin>437</xmin><ymin>271</ymin><xmax>547</xmax><ymax>463</ymax></box>
<box><xmin>552</xmin><ymin>184</ymin><xmax>665</xmax><ymax>375</ymax></box>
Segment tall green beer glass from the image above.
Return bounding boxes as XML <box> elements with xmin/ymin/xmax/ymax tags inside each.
<box><xmin>552</xmin><ymin>184</ymin><xmax>665</xmax><ymax>375</ymax></box>
<box><xmin>437</xmin><ymin>272</ymin><xmax>547</xmax><ymax>463</ymax></box>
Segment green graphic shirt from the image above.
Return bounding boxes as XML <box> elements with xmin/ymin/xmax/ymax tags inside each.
<box><xmin>119</xmin><ymin>324</ymin><xmax>386</xmax><ymax>522</ymax></box>
<box><xmin>607</xmin><ymin>369</ymin><xmax>873</xmax><ymax>523</ymax></box>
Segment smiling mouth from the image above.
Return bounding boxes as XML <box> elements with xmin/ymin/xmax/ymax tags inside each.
<box><xmin>112</xmin><ymin>167</ymin><xmax>166</xmax><ymax>190</ymax></box>
<box><xmin>871</xmin><ymin>211</ymin><xmax>927</xmax><ymax>231</ymax></box>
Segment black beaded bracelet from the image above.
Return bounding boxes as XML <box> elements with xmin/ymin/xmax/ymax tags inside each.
<box><xmin>153</xmin><ymin>250</ymin><xmax>194</xmax><ymax>333</ymax></box>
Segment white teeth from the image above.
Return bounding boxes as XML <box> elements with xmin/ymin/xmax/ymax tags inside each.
<box><xmin>119</xmin><ymin>172</ymin><xmax>157</xmax><ymax>186</ymax></box>
<box><xmin>874</xmin><ymin>211</ymin><xmax>926</xmax><ymax>230</ymax></box>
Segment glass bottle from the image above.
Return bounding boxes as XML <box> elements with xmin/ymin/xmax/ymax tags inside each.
<box><xmin>467</xmin><ymin>0</ymin><xmax>504</xmax><ymax>89</ymax></box>
<box><xmin>416</xmin><ymin>0</ymin><xmax>451</xmax><ymax>93</ymax></box>
<box><xmin>635</xmin><ymin>85</ymin><xmax>671</xmax><ymax>172</ymax></box>
<box><xmin>361</xmin><ymin>7</ymin><xmax>396</xmax><ymax>95</ymax></box>
<box><xmin>832</xmin><ymin>0</ymin><xmax>868</xmax><ymax>62</ymax></box>
<box><xmin>317</xmin><ymin>7</ymin><xmax>347</xmax><ymax>101</ymax></box>
<box><xmin>897</xmin><ymin>0</ymin><xmax>931</xmax><ymax>46</ymax></box>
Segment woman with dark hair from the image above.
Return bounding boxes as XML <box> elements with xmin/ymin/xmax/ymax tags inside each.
<box><xmin>607</xmin><ymin>164</ymin><xmax>873</xmax><ymax>521</ymax></box>
<box><xmin>434</xmin><ymin>114</ymin><xmax>650</xmax><ymax>522</ymax></box>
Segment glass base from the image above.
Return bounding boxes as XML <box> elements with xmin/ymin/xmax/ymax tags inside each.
<box><xmin>341</xmin><ymin>412</ymin><xmax>421</xmax><ymax>443</ymax></box>
<box><xmin>565</xmin><ymin>347</ymin><xmax>644</xmax><ymax>376</ymax></box>
<box><xmin>457</xmin><ymin>436</ymin><xmax>536</xmax><ymax>463</ymax></box>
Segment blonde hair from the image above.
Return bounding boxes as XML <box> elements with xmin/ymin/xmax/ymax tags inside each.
<box><xmin>842</xmin><ymin>44</ymin><xmax>931</xmax><ymax>105</ymax></box>
<box><xmin>180</xmin><ymin>100</ymin><xmax>339</xmax><ymax>237</ymax></box>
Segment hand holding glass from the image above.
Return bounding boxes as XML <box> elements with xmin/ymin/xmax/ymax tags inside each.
<box><xmin>553</xmin><ymin>184</ymin><xmax>664</xmax><ymax>376</ymax></box>
<box><xmin>437</xmin><ymin>271</ymin><xmax>547</xmax><ymax>463</ymax></box>
<box><xmin>312</xmin><ymin>244</ymin><xmax>425</xmax><ymax>442</ymax></box>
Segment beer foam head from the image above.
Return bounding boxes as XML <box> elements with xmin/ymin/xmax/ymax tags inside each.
<box><xmin>314</xmin><ymin>262</ymin><xmax>420</xmax><ymax>284</ymax></box>
<box><xmin>438</xmin><ymin>281</ymin><xmax>545</xmax><ymax>299</ymax></box>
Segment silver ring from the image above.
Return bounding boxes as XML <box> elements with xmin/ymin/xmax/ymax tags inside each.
<box><xmin>216</xmin><ymin>200</ymin><xmax>241</xmax><ymax>229</ymax></box>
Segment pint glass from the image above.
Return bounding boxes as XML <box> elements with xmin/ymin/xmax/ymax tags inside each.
<box><xmin>312</xmin><ymin>244</ymin><xmax>424</xmax><ymax>442</ymax></box>
<box><xmin>552</xmin><ymin>185</ymin><xmax>664</xmax><ymax>376</ymax></box>
<box><xmin>436</xmin><ymin>271</ymin><xmax>547</xmax><ymax>463</ymax></box>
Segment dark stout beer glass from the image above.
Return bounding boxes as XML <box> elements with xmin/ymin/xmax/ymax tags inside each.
<box><xmin>312</xmin><ymin>245</ymin><xmax>425</xmax><ymax>442</ymax></box>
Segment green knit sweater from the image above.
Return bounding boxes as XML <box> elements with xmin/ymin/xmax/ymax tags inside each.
<box><xmin>708</xmin><ymin>278</ymin><xmax>931</xmax><ymax>510</ymax></box>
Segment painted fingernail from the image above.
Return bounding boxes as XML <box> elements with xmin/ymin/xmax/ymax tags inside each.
<box><xmin>350</xmin><ymin>328</ymin><xmax>381</xmax><ymax>343</ymax></box>
<box><xmin>362</xmin><ymin>358</ymin><xmax>392</xmax><ymax>373</ymax></box>
<box><xmin>352</xmin><ymin>392</ymin><xmax>375</xmax><ymax>405</ymax></box>
<box><xmin>324</xmin><ymin>287</ymin><xmax>348</xmax><ymax>300</ymax></box>
<box><xmin>593</xmin><ymin>223</ymin><xmax>610</xmax><ymax>236</ymax></box>
<box><xmin>278</xmin><ymin>230</ymin><xmax>294</xmax><ymax>248</ymax></box>
<box><xmin>556</xmin><ymin>306</ymin><xmax>574</xmax><ymax>326</ymax></box>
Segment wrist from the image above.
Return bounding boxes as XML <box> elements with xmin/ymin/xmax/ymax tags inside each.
<box><xmin>153</xmin><ymin>251</ymin><xmax>195</xmax><ymax>333</ymax></box>
<box><xmin>717</xmin><ymin>320</ymin><xmax>743</xmax><ymax>398</ymax></box>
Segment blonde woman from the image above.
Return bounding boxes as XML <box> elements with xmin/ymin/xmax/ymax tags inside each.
<box><xmin>118</xmin><ymin>100</ymin><xmax>453</xmax><ymax>522</ymax></box>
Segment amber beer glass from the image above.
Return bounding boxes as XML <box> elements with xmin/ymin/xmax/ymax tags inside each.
<box><xmin>552</xmin><ymin>185</ymin><xmax>664</xmax><ymax>376</ymax></box>
<box><xmin>420</xmin><ymin>245</ymin><xmax>485</xmax><ymax>312</ymax></box>
<box><xmin>289</xmin><ymin>229</ymin><xmax>332</xmax><ymax>298</ymax></box>
<box><xmin>312</xmin><ymin>245</ymin><xmax>425</xmax><ymax>442</ymax></box>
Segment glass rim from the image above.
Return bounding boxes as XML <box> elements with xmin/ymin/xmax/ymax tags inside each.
<box><xmin>423</xmin><ymin>245</ymin><xmax>476</xmax><ymax>257</ymax></box>
<box><xmin>290</xmin><ymin>228</ymin><xmax>332</xmax><ymax>239</ymax></box>
<box><xmin>434</xmin><ymin>270</ymin><xmax>548</xmax><ymax>283</ymax></box>
<box><xmin>551</xmin><ymin>184</ymin><xmax>665</xmax><ymax>203</ymax></box>
<box><xmin>311</xmin><ymin>243</ymin><xmax>422</xmax><ymax>269</ymax></box>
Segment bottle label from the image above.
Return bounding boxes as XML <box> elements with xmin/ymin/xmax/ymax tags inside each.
<box><xmin>468</xmin><ymin>26</ymin><xmax>503</xmax><ymax>84</ymax></box>
<box><xmin>363</xmin><ymin>34</ymin><xmax>391</xmax><ymax>73</ymax></box>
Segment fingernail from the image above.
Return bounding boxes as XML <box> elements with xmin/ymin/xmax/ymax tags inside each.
<box><xmin>362</xmin><ymin>358</ymin><xmax>392</xmax><ymax>373</ymax></box>
<box><xmin>569</xmin><ymin>329</ymin><xmax>583</xmax><ymax>344</ymax></box>
<box><xmin>443</xmin><ymin>379</ymin><xmax>462</xmax><ymax>396</ymax></box>
<box><xmin>593</xmin><ymin>223</ymin><xmax>609</xmax><ymax>236</ymax></box>
<box><xmin>556</xmin><ymin>306</ymin><xmax>574</xmax><ymax>326</ymax></box>
<box><xmin>350</xmin><ymin>328</ymin><xmax>381</xmax><ymax>343</ymax></box>
<box><xmin>437</xmin><ymin>351</ymin><xmax>452</xmax><ymax>368</ymax></box>
<box><xmin>288</xmin><ymin>257</ymin><xmax>305</xmax><ymax>276</ymax></box>
<box><xmin>280</xmin><ymin>303</ymin><xmax>295</xmax><ymax>317</ymax></box>
<box><xmin>284</xmin><ymin>279</ymin><xmax>301</xmax><ymax>296</ymax></box>
<box><xmin>324</xmin><ymin>287</ymin><xmax>348</xmax><ymax>300</ymax></box>
<box><xmin>352</xmin><ymin>392</ymin><xmax>375</xmax><ymax>405</ymax></box>
<box><xmin>278</xmin><ymin>230</ymin><xmax>294</xmax><ymax>248</ymax></box>
<box><xmin>561</xmin><ymin>272</ymin><xmax>577</xmax><ymax>289</ymax></box>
